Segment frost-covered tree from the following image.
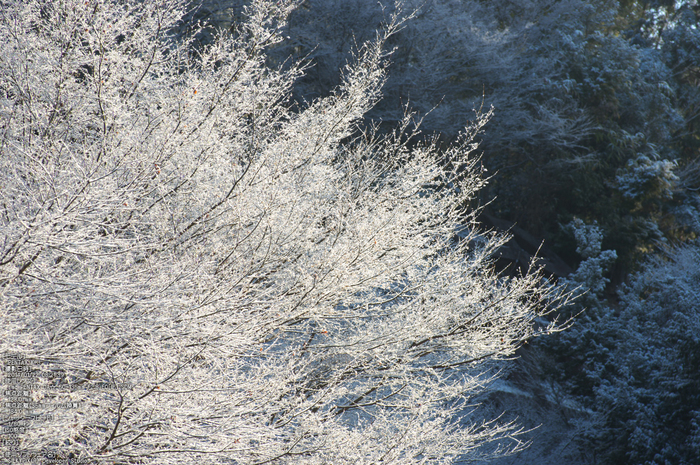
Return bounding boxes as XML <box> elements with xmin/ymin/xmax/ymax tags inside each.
<box><xmin>554</xmin><ymin>242</ymin><xmax>700</xmax><ymax>464</ymax></box>
<box><xmin>0</xmin><ymin>0</ymin><xmax>566</xmax><ymax>463</ymax></box>
<box><xmin>593</xmin><ymin>243</ymin><xmax>700</xmax><ymax>464</ymax></box>
<box><xmin>561</xmin><ymin>219</ymin><xmax>617</xmax><ymax>303</ymax></box>
<box><xmin>543</xmin><ymin>224</ymin><xmax>700</xmax><ymax>463</ymax></box>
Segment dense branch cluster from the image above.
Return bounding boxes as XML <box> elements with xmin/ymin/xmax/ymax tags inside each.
<box><xmin>0</xmin><ymin>1</ymin><xmax>564</xmax><ymax>463</ymax></box>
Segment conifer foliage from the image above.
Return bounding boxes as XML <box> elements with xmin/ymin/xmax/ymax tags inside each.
<box><xmin>0</xmin><ymin>1</ymin><xmax>564</xmax><ymax>463</ymax></box>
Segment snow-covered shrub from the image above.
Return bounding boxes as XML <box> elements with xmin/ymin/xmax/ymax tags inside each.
<box><xmin>0</xmin><ymin>1</ymin><xmax>566</xmax><ymax>463</ymax></box>
<box><xmin>615</xmin><ymin>155</ymin><xmax>678</xmax><ymax>201</ymax></box>
<box><xmin>561</xmin><ymin>219</ymin><xmax>617</xmax><ymax>303</ymax></box>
